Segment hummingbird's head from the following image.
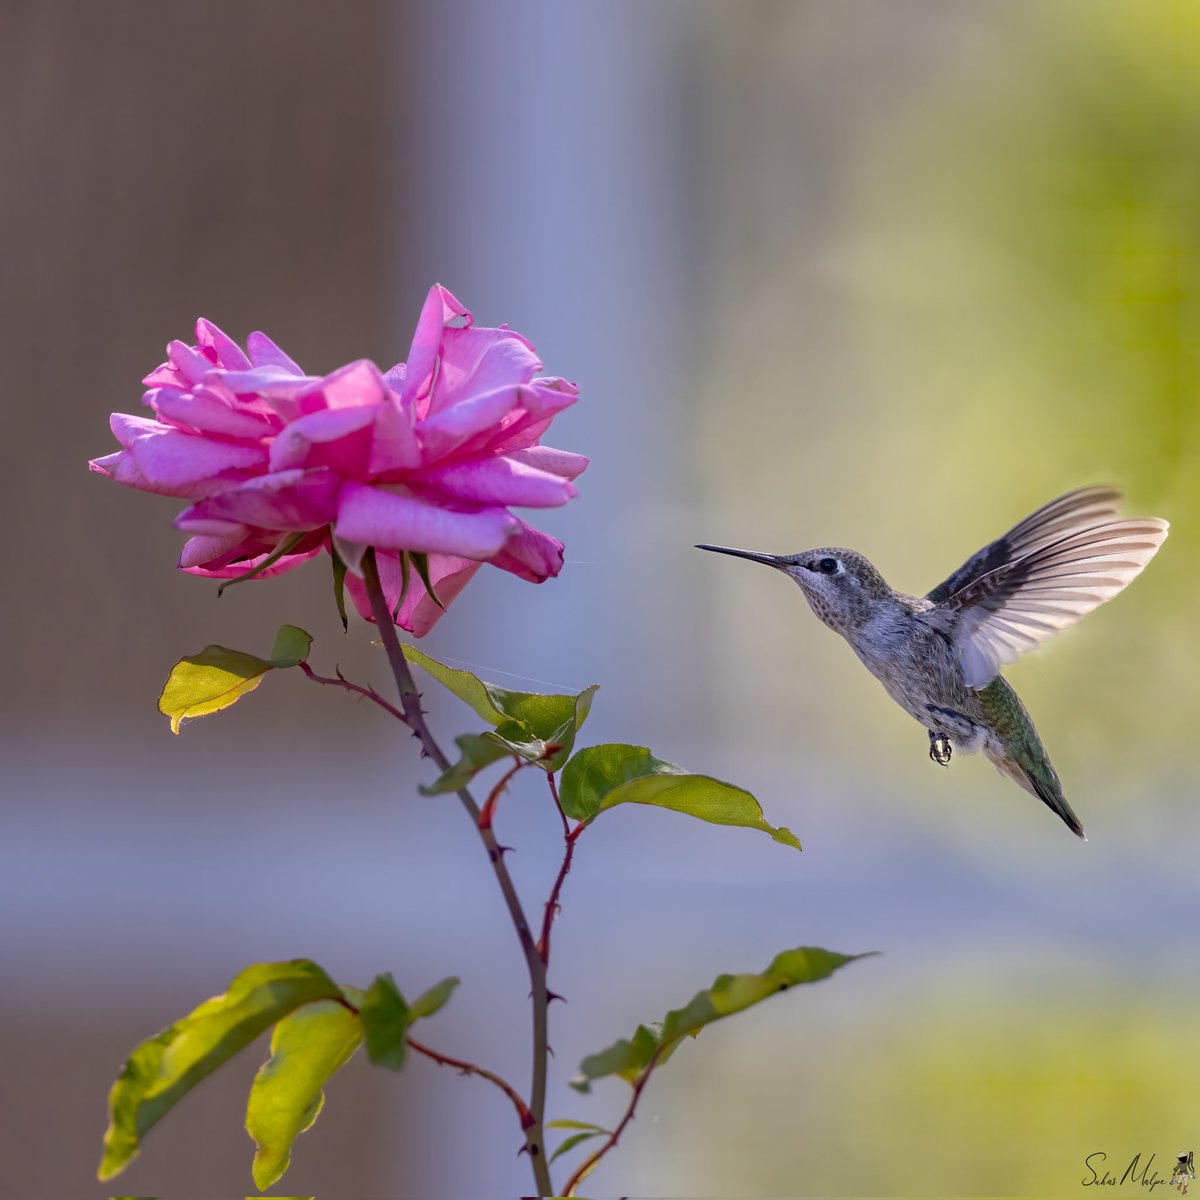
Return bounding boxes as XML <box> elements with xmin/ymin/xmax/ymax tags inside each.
<box><xmin>695</xmin><ymin>544</ymin><xmax>892</xmax><ymax>633</ymax></box>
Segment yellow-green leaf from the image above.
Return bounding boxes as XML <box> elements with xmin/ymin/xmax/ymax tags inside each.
<box><xmin>571</xmin><ymin>947</ymin><xmax>872</xmax><ymax>1092</ymax></box>
<box><xmin>98</xmin><ymin>960</ymin><xmax>341</xmax><ymax>1180</ymax></box>
<box><xmin>549</xmin><ymin>1128</ymin><xmax>607</xmax><ymax>1164</ymax></box>
<box><xmin>246</xmin><ymin>999</ymin><xmax>362</xmax><ymax>1190</ymax></box>
<box><xmin>157</xmin><ymin>625</ymin><xmax>312</xmax><ymax>732</ymax></box>
<box><xmin>158</xmin><ymin>646</ymin><xmax>274</xmax><ymax>733</ymax></box>
<box><xmin>409</xmin><ymin>976</ymin><xmax>459</xmax><ymax>1020</ymax></box>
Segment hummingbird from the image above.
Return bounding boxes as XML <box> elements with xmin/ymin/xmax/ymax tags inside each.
<box><xmin>697</xmin><ymin>486</ymin><xmax>1168</xmax><ymax>838</ymax></box>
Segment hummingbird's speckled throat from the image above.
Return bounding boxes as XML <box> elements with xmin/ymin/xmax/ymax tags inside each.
<box><xmin>698</xmin><ymin>486</ymin><xmax>1169</xmax><ymax>839</ymax></box>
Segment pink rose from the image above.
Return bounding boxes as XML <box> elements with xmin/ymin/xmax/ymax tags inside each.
<box><xmin>90</xmin><ymin>286</ymin><xmax>587</xmax><ymax>634</ymax></box>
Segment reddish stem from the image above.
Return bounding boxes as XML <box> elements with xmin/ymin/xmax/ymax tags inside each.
<box><xmin>407</xmin><ymin>1036</ymin><xmax>533</xmax><ymax>1128</ymax></box>
<box><xmin>562</xmin><ymin>1050</ymin><xmax>664</xmax><ymax>1197</ymax></box>
<box><xmin>538</xmin><ymin>774</ymin><xmax>583</xmax><ymax>962</ymax></box>
<box><xmin>478</xmin><ymin>758</ymin><xmax>527</xmax><ymax>831</ymax></box>
<box><xmin>299</xmin><ymin>661</ymin><xmax>408</xmax><ymax>724</ymax></box>
<box><xmin>548</xmin><ymin>769</ymin><xmax>571</xmax><ymax>839</ymax></box>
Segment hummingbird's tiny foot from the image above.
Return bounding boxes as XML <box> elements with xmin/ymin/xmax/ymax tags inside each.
<box><xmin>928</xmin><ymin>731</ymin><xmax>952</xmax><ymax>767</ymax></box>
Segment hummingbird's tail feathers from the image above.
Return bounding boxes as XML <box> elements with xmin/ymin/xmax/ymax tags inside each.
<box><xmin>939</xmin><ymin>516</ymin><xmax>1169</xmax><ymax>689</ymax></box>
<box><xmin>984</xmin><ymin>741</ymin><xmax>1086</xmax><ymax>839</ymax></box>
<box><xmin>1027</xmin><ymin>768</ymin><xmax>1086</xmax><ymax>841</ymax></box>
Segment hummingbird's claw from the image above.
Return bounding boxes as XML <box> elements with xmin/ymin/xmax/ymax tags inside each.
<box><xmin>928</xmin><ymin>731</ymin><xmax>952</xmax><ymax>767</ymax></box>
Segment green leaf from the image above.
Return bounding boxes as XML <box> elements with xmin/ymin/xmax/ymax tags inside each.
<box><xmin>547</xmin><ymin>1118</ymin><xmax>611</xmax><ymax>1132</ymax></box>
<box><xmin>541</xmin><ymin>685</ymin><xmax>598</xmax><ymax>770</ymax></box>
<box><xmin>359</xmin><ymin>973</ymin><xmax>410</xmax><ymax>1071</ymax></box>
<box><xmin>571</xmin><ymin>947</ymin><xmax>871</xmax><ymax>1093</ymax></box>
<box><xmin>358</xmin><ymin>973</ymin><xmax>459</xmax><ymax>1070</ymax></box>
<box><xmin>409</xmin><ymin>976</ymin><xmax>459</xmax><ymax>1020</ymax></box>
<box><xmin>420</xmin><ymin>728</ymin><xmax>548</xmax><ymax>795</ymax></box>
<box><xmin>270</xmin><ymin>624</ymin><xmax>312</xmax><ymax>667</ymax></box>
<box><xmin>548</xmin><ymin>1128</ymin><xmax>607</xmax><ymax>1164</ymax></box>
<box><xmin>158</xmin><ymin>626</ymin><xmax>312</xmax><ymax>733</ymax></box>
<box><xmin>159</xmin><ymin>646</ymin><xmax>274</xmax><ymax>734</ymax></box>
<box><xmin>558</xmin><ymin>744</ymin><xmax>802</xmax><ymax>850</ymax></box>
<box><xmin>329</xmin><ymin>542</ymin><xmax>349</xmax><ymax>632</ymax></box>
<box><xmin>399</xmin><ymin>646</ymin><xmax>508</xmax><ymax>724</ymax></box>
<box><xmin>393</xmin><ymin>550</ymin><xmax>412</xmax><ymax>619</ymax></box>
<box><xmin>420</xmin><ymin>732</ymin><xmax>519</xmax><ymax>795</ymax></box>
<box><xmin>246</xmin><ymin>999</ymin><xmax>362</xmax><ymax>1190</ymax></box>
<box><xmin>572</xmin><ymin>1023</ymin><xmax>665</xmax><ymax>1092</ymax></box>
<box><xmin>216</xmin><ymin>531</ymin><xmax>309</xmax><ymax>596</ymax></box>
<box><xmin>98</xmin><ymin>960</ymin><xmax>342</xmax><ymax>1181</ymax></box>
<box><xmin>402</xmin><ymin>646</ymin><xmax>597</xmax><ymax>770</ymax></box>
<box><xmin>407</xmin><ymin>551</ymin><xmax>445</xmax><ymax>609</ymax></box>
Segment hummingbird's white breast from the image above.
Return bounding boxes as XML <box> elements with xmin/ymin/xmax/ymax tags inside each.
<box><xmin>844</xmin><ymin>602</ymin><xmax>989</xmax><ymax>755</ymax></box>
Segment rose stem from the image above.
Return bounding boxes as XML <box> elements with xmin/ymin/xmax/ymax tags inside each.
<box><xmin>361</xmin><ymin>550</ymin><xmax>554</xmax><ymax>1197</ymax></box>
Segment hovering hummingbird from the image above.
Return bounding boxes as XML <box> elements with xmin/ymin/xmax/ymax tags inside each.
<box><xmin>698</xmin><ymin>486</ymin><xmax>1168</xmax><ymax>838</ymax></box>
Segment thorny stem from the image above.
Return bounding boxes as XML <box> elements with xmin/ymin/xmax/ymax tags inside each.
<box><xmin>299</xmin><ymin>661</ymin><xmax>408</xmax><ymax>723</ymax></box>
<box><xmin>562</xmin><ymin>1050</ymin><xmax>665</xmax><ymax>1197</ymax></box>
<box><xmin>538</xmin><ymin>774</ymin><xmax>582</xmax><ymax>962</ymax></box>
<box><xmin>548</xmin><ymin>769</ymin><xmax>571</xmax><ymax>839</ymax></box>
<box><xmin>332</xmin><ymin>992</ymin><xmax>533</xmax><ymax>1135</ymax></box>
<box><xmin>407</xmin><ymin>1036</ymin><xmax>533</xmax><ymax>1128</ymax></box>
<box><xmin>360</xmin><ymin>550</ymin><xmax>554</xmax><ymax>1197</ymax></box>
<box><xmin>478</xmin><ymin>758</ymin><xmax>528</xmax><ymax>831</ymax></box>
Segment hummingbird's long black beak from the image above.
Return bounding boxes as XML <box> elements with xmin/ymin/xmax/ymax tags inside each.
<box><xmin>695</xmin><ymin>544</ymin><xmax>787</xmax><ymax>568</ymax></box>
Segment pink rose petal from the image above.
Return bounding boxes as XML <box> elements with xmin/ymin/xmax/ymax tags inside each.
<box><xmin>430</xmin><ymin>324</ymin><xmax>541</xmax><ymax>415</ymax></box>
<box><xmin>88</xmin><ymin>449</ymin><xmax>164</xmax><ymax>493</ymax></box>
<box><xmin>335</xmin><ymin>481</ymin><xmax>518</xmax><ymax>557</ymax></box>
<box><xmin>346</xmin><ymin>550</ymin><xmax>482</xmax><ymax>636</ymax></box>
<box><xmin>128</xmin><ymin>424</ymin><xmax>268</xmax><ymax>493</ymax></box>
<box><xmin>369</xmin><ymin>394</ymin><xmax>422</xmax><ymax>475</ymax></box>
<box><xmin>403</xmin><ymin>284</ymin><xmax>472</xmax><ymax>413</ymax></box>
<box><xmin>505</xmin><ymin>445</ymin><xmax>589</xmax><ymax>481</ymax></box>
<box><xmin>416</xmin><ymin>386</ymin><xmax>522</xmax><ymax>460</ymax></box>
<box><xmin>307</xmin><ymin>359</ymin><xmax>387</xmax><ymax>411</ymax></box>
<box><xmin>175</xmin><ymin>467</ymin><xmax>341</xmax><ymax>534</ymax></box>
<box><xmin>247</xmin><ymin>330</ymin><xmax>303</xmax><ymax>373</ymax></box>
<box><xmin>178</xmin><ymin>528</ymin><xmax>252</xmax><ymax>568</ymax></box>
<box><xmin>268</xmin><ymin>405</ymin><xmax>379</xmax><ymax>474</ymax></box>
<box><xmin>181</xmin><ymin>539</ymin><xmax>323</xmax><ymax>578</ymax></box>
<box><xmin>382</xmin><ymin>362</ymin><xmax>407</xmax><ymax>392</ymax></box>
<box><xmin>195</xmin><ymin>319</ymin><xmax>251</xmax><ymax>371</ymax></box>
<box><xmin>148</xmin><ymin>386</ymin><xmax>277</xmax><ymax>441</ymax></box>
<box><xmin>415</xmin><ymin>456</ymin><xmax>577</xmax><ymax>507</ymax></box>
<box><xmin>165</xmin><ymin>340</ymin><xmax>213</xmax><ymax>386</ymax></box>
<box><xmin>109</xmin><ymin>412</ymin><xmax>161</xmax><ymax>448</ymax></box>
<box><xmin>489</xmin><ymin>520</ymin><xmax>565</xmax><ymax>583</ymax></box>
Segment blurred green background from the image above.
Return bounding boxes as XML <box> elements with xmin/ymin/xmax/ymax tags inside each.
<box><xmin>2</xmin><ymin>2</ymin><xmax>1196</xmax><ymax>1195</ymax></box>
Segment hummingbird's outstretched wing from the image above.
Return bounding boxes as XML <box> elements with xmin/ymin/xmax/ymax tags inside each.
<box><xmin>925</xmin><ymin>486</ymin><xmax>1124</xmax><ymax>604</ymax></box>
<box><xmin>933</xmin><ymin>514</ymin><xmax>1168</xmax><ymax>689</ymax></box>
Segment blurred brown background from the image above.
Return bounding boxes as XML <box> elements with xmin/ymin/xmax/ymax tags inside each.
<box><xmin>2</xmin><ymin>2</ymin><xmax>1197</xmax><ymax>1196</ymax></box>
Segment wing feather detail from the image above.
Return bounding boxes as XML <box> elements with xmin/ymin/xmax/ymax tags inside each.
<box><xmin>939</xmin><ymin>516</ymin><xmax>1168</xmax><ymax>689</ymax></box>
<box><xmin>925</xmin><ymin>485</ymin><xmax>1124</xmax><ymax>603</ymax></box>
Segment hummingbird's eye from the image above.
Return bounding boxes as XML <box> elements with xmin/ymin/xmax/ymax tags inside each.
<box><xmin>816</xmin><ymin>557</ymin><xmax>838</xmax><ymax>574</ymax></box>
